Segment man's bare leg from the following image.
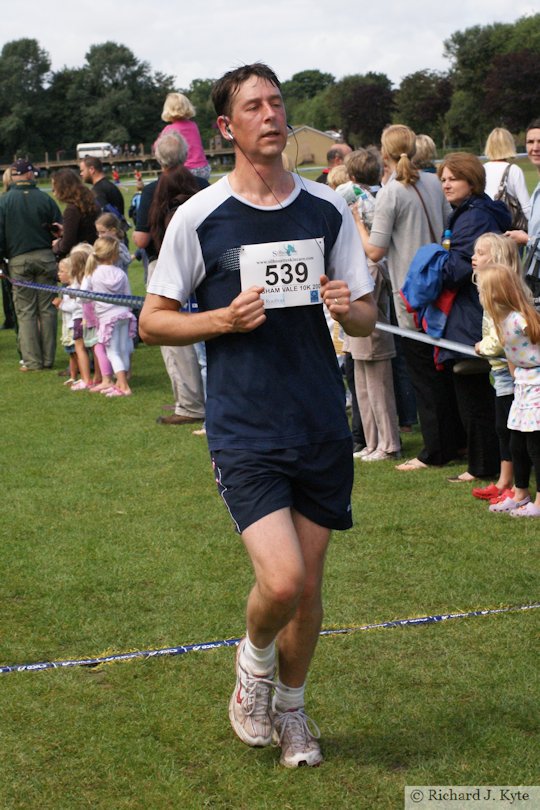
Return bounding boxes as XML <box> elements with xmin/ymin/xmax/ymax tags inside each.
<box><xmin>235</xmin><ymin>508</ymin><xmax>330</xmax><ymax>766</ymax></box>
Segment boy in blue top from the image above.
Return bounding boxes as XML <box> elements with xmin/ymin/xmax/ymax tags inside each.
<box><xmin>140</xmin><ymin>63</ymin><xmax>375</xmax><ymax>768</ymax></box>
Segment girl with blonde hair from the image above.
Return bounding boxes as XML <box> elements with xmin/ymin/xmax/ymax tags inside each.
<box><xmin>475</xmin><ymin>264</ymin><xmax>540</xmax><ymax>517</ymax></box>
<box><xmin>471</xmin><ymin>234</ymin><xmax>521</xmax><ymax>502</ymax></box>
<box><xmin>62</xmin><ymin>244</ymin><xmax>94</xmax><ymax>390</ymax></box>
<box><xmin>84</xmin><ymin>237</ymin><xmax>137</xmax><ymax>397</ymax></box>
<box><xmin>154</xmin><ymin>91</ymin><xmax>211</xmax><ymax>180</ymax></box>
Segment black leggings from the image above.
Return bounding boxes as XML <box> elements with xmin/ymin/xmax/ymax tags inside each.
<box><xmin>509</xmin><ymin>430</ymin><xmax>540</xmax><ymax>490</ymax></box>
<box><xmin>495</xmin><ymin>395</ymin><xmax>514</xmax><ymax>462</ymax></box>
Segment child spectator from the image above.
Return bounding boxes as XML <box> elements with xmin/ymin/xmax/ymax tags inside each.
<box><xmin>84</xmin><ymin>236</ymin><xmax>137</xmax><ymax>397</ymax></box>
<box><xmin>326</xmin><ymin>164</ymin><xmax>349</xmax><ymax>191</ymax></box>
<box><xmin>476</xmin><ymin>264</ymin><xmax>540</xmax><ymax>517</ymax></box>
<box><xmin>54</xmin><ymin>258</ymin><xmax>79</xmax><ymax>385</ymax></box>
<box><xmin>62</xmin><ymin>247</ymin><xmax>93</xmax><ymax>391</ymax></box>
<box><xmin>95</xmin><ymin>213</ymin><xmax>133</xmax><ymax>273</ymax></box>
<box><xmin>155</xmin><ymin>92</ymin><xmax>211</xmax><ymax>180</ymax></box>
<box><xmin>472</xmin><ymin>233</ymin><xmax>521</xmax><ymax>504</ymax></box>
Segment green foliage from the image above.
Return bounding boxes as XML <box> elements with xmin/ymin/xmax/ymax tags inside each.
<box><xmin>394</xmin><ymin>70</ymin><xmax>452</xmax><ymax>146</ymax></box>
<box><xmin>0</xmin><ymin>38</ymin><xmax>50</xmax><ymax>156</ymax></box>
<box><xmin>282</xmin><ymin>69</ymin><xmax>335</xmax><ymax>102</ymax></box>
<box><xmin>443</xmin><ymin>13</ymin><xmax>540</xmax><ymax>146</ymax></box>
<box><xmin>183</xmin><ymin>78</ymin><xmax>218</xmax><ymax>150</ymax></box>
<box><xmin>334</xmin><ymin>73</ymin><xmax>394</xmax><ymax>145</ymax></box>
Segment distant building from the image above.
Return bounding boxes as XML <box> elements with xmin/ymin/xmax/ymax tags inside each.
<box><xmin>283</xmin><ymin>126</ymin><xmax>341</xmax><ymax>168</ymax></box>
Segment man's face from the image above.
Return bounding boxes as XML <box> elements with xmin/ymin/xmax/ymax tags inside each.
<box><xmin>225</xmin><ymin>77</ymin><xmax>287</xmax><ymax>161</ymax></box>
<box><xmin>526</xmin><ymin>128</ymin><xmax>540</xmax><ymax>170</ymax></box>
<box><xmin>79</xmin><ymin>162</ymin><xmax>93</xmax><ymax>184</ymax></box>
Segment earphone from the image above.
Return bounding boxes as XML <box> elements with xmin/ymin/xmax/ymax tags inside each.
<box><xmin>225</xmin><ymin>125</ymin><xmax>234</xmax><ymax>141</ymax></box>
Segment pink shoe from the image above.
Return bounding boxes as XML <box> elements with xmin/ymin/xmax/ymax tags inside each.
<box><xmin>489</xmin><ymin>495</ymin><xmax>530</xmax><ymax>513</ymax></box>
<box><xmin>105</xmin><ymin>386</ymin><xmax>131</xmax><ymax>397</ymax></box>
<box><xmin>70</xmin><ymin>380</ymin><xmax>91</xmax><ymax>391</ymax></box>
<box><xmin>510</xmin><ymin>502</ymin><xmax>540</xmax><ymax>518</ymax></box>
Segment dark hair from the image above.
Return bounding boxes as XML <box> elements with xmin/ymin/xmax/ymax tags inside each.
<box><xmin>437</xmin><ymin>152</ymin><xmax>486</xmax><ymax>196</ymax></box>
<box><xmin>52</xmin><ymin>168</ymin><xmax>100</xmax><ymax>217</ymax></box>
<box><xmin>148</xmin><ymin>166</ymin><xmax>201</xmax><ymax>253</ymax></box>
<box><xmin>211</xmin><ymin>62</ymin><xmax>281</xmax><ymax>117</ymax></box>
<box><xmin>81</xmin><ymin>156</ymin><xmax>103</xmax><ymax>173</ymax></box>
<box><xmin>526</xmin><ymin>118</ymin><xmax>540</xmax><ymax>134</ymax></box>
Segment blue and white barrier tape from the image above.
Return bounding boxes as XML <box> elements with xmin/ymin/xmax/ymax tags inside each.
<box><xmin>1</xmin><ymin>602</ymin><xmax>537</xmax><ymax>675</ymax></box>
<box><xmin>0</xmin><ymin>273</ymin><xmax>145</xmax><ymax>308</ymax></box>
<box><xmin>1</xmin><ymin>273</ymin><xmax>487</xmax><ymax>359</ymax></box>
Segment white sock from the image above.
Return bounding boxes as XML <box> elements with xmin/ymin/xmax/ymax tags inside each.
<box><xmin>273</xmin><ymin>679</ymin><xmax>305</xmax><ymax>713</ymax></box>
<box><xmin>241</xmin><ymin>633</ymin><xmax>276</xmax><ymax>676</ymax></box>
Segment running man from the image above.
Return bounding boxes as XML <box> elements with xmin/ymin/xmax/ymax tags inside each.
<box><xmin>139</xmin><ymin>63</ymin><xmax>376</xmax><ymax>768</ymax></box>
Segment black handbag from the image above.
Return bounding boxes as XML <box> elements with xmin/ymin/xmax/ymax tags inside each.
<box><xmin>495</xmin><ymin>165</ymin><xmax>528</xmax><ymax>231</ymax></box>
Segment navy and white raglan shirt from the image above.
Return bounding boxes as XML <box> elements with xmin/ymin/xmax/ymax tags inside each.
<box><xmin>148</xmin><ymin>174</ymin><xmax>373</xmax><ymax>452</ymax></box>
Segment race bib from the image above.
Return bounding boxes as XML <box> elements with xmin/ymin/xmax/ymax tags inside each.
<box><xmin>239</xmin><ymin>238</ymin><xmax>325</xmax><ymax>309</ymax></box>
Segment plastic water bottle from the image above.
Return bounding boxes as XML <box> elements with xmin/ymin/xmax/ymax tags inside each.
<box><xmin>442</xmin><ymin>229</ymin><xmax>452</xmax><ymax>250</ymax></box>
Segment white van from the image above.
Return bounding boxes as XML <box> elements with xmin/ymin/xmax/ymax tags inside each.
<box><xmin>76</xmin><ymin>142</ymin><xmax>114</xmax><ymax>159</ymax></box>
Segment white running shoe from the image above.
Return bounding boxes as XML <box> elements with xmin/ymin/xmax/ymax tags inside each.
<box><xmin>272</xmin><ymin>708</ymin><xmax>323</xmax><ymax>768</ymax></box>
<box><xmin>229</xmin><ymin>640</ymin><xmax>274</xmax><ymax>747</ymax></box>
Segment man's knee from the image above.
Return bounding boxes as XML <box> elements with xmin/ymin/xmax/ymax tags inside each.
<box><xmin>258</xmin><ymin>567</ymin><xmax>305</xmax><ymax>611</ymax></box>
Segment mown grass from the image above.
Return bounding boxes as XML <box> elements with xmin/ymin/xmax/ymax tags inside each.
<box><xmin>0</xmin><ymin>191</ymin><xmax>538</xmax><ymax>809</ymax></box>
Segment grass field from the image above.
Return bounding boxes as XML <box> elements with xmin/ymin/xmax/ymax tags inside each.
<box><xmin>0</xmin><ymin>180</ymin><xmax>538</xmax><ymax>809</ymax></box>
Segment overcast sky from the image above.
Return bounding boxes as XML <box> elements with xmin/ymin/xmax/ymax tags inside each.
<box><xmin>2</xmin><ymin>1</ymin><xmax>537</xmax><ymax>88</ymax></box>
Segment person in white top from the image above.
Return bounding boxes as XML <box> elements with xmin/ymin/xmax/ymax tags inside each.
<box><xmin>483</xmin><ymin>127</ymin><xmax>530</xmax><ymax>220</ymax></box>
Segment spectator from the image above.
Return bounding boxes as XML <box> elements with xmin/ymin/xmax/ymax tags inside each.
<box><xmin>134</xmin><ymin>131</ymin><xmax>207</xmax><ymax>425</ymax></box>
<box><xmin>506</xmin><ymin>118</ymin><xmax>540</xmax><ymax>304</ymax></box>
<box><xmin>0</xmin><ymin>159</ymin><xmax>61</xmax><ymax>371</ymax></box>
<box><xmin>51</xmin><ymin>169</ymin><xmax>99</xmax><ymax>259</ymax></box>
<box><xmin>155</xmin><ymin>92</ymin><xmax>211</xmax><ymax>181</ymax></box>
<box><xmin>483</xmin><ymin>127</ymin><xmax>530</xmax><ymax>225</ymax></box>
<box><xmin>1</xmin><ymin>168</ymin><xmax>17</xmax><ymax>330</ymax></box>
<box><xmin>79</xmin><ymin>156</ymin><xmax>125</xmax><ymax>218</ymax></box>
<box><xmin>412</xmin><ymin>134</ymin><xmax>437</xmax><ymax>173</ymax></box>
<box><xmin>356</xmin><ymin>124</ymin><xmax>462</xmax><ymax>471</ymax></box>
<box><xmin>316</xmin><ymin>143</ymin><xmax>352</xmax><ymax>184</ymax></box>
<box><xmin>437</xmin><ymin>151</ymin><xmax>511</xmax><ymax>483</ymax></box>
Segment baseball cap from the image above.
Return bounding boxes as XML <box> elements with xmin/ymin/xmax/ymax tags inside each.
<box><xmin>11</xmin><ymin>159</ymin><xmax>35</xmax><ymax>176</ymax></box>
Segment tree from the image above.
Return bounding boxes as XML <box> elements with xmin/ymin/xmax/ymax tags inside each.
<box><xmin>0</xmin><ymin>38</ymin><xmax>51</xmax><ymax>157</ymax></box>
<box><xmin>482</xmin><ymin>50</ymin><xmax>540</xmax><ymax>133</ymax></box>
<box><xmin>333</xmin><ymin>73</ymin><xmax>394</xmax><ymax>145</ymax></box>
<box><xmin>442</xmin><ymin>14</ymin><xmax>540</xmax><ymax>146</ymax></box>
<box><xmin>46</xmin><ymin>42</ymin><xmax>176</xmax><ymax>153</ymax></box>
<box><xmin>282</xmin><ymin>70</ymin><xmax>335</xmax><ymax>102</ymax></box>
<box><xmin>394</xmin><ymin>70</ymin><xmax>452</xmax><ymax>146</ymax></box>
<box><xmin>183</xmin><ymin>78</ymin><xmax>217</xmax><ymax>149</ymax></box>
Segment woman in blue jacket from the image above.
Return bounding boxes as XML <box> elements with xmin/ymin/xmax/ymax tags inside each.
<box><xmin>437</xmin><ymin>152</ymin><xmax>512</xmax><ymax>483</ymax></box>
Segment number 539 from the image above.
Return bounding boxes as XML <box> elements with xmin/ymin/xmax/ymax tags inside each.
<box><xmin>265</xmin><ymin>262</ymin><xmax>308</xmax><ymax>286</ymax></box>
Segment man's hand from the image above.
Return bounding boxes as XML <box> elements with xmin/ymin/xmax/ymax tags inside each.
<box><xmin>226</xmin><ymin>286</ymin><xmax>266</xmax><ymax>333</ymax></box>
<box><xmin>320</xmin><ymin>274</ymin><xmax>376</xmax><ymax>337</ymax></box>
<box><xmin>320</xmin><ymin>274</ymin><xmax>351</xmax><ymax>321</ymax></box>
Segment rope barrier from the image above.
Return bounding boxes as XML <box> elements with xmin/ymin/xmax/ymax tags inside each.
<box><xmin>1</xmin><ymin>602</ymin><xmax>537</xmax><ymax>675</ymax></box>
<box><xmin>0</xmin><ymin>271</ymin><xmax>144</xmax><ymax>308</ymax></box>
<box><xmin>1</xmin><ymin>272</ymin><xmax>489</xmax><ymax>359</ymax></box>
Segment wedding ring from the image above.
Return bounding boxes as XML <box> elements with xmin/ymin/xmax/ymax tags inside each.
<box><xmin>334</xmin><ymin>298</ymin><xmax>339</xmax><ymax>305</ymax></box>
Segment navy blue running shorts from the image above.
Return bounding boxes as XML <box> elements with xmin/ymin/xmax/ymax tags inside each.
<box><xmin>210</xmin><ymin>438</ymin><xmax>354</xmax><ymax>534</ymax></box>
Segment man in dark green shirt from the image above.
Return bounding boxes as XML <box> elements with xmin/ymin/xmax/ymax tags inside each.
<box><xmin>0</xmin><ymin>160</ymin><xmax>61</xmax><ymax>370</ymax></box>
